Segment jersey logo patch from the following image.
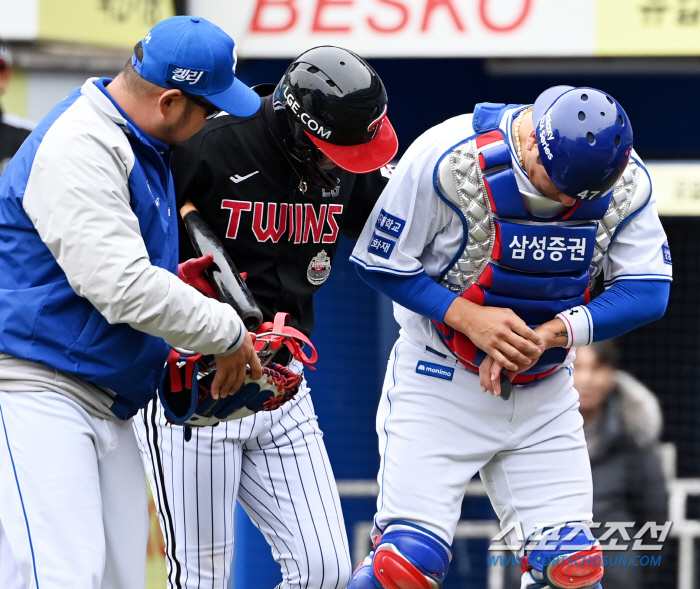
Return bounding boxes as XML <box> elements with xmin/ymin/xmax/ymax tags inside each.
<box><xmin>368</xmin><ymin>232</ymin><xmax>396</xmax><ymax>259</ymax></box>
<box><xmin>663</xmin><ymin>245</ymin><xmax>672</xmax><ymax>265</ymax></box>
<box><xmin>375</xmin><ymin>209</ymin><xmax>405</xmax><ymax>238</ymax></box>
<box><xmin>416</xmin><ymin>361</ymin><xmax>454</xmax><ymax>381</ymax></box>
<box><xmin>307</xmin><ymin>250</ymin><xmax>331</xmax><ymax>285</ymax></box>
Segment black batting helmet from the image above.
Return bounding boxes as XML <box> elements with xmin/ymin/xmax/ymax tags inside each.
<box><xmin>273</xmin><ymin>46</ymin><xmax>397</xmax><ymax>181</ymax></box>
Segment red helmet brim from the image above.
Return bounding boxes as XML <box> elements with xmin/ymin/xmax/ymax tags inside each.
<box><xmin>304</xmin><ymin>117</ymin><xmax>398</xmax><ymax>174</ymax></box>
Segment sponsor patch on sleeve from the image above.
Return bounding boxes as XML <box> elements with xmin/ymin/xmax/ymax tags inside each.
<box><xmin>368</xmin><ymin>232</ymin><xmax>396</xmax><ymax>259</ymax></box>
<box><xmin>662</xmin><ymin>244</ymin><xmax>672</xmax><ymax>265</ymax></box>
<box><xmin>375</xmin><ymin>209</ymin><xmax>405</xmax><ymax>238</ymax></box>
<box><xmin>416</xmin><ymin>361</ymin><xmax>454</xmax><ymax>381</ymax></box>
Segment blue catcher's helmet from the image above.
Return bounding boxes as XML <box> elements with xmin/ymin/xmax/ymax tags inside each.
<box><xmin>532</xmin><ymin>85</ymin><xmax>633</xmax><ymax>201</ymax></box>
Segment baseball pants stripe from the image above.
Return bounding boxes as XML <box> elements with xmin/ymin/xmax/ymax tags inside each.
<box><xmin>134</xmin><ymin>382</ymin><xmax>352</xmax><ymax>589</ymax></box>
<box><xmin>138</xmin><ymin>397</ymin><xmax>183</xmax><ymax>587</ymax></box>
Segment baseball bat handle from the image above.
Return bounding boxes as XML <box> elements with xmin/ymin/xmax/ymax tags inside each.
<box><xmin>182</xmin><ymin>209</ymin><xmax>263</xmax><ymax>332</ymax></box>
<box><xmin>499</xmin><ymin>372</ymin><xmax>512</xmax><ymax>401</ymax></box>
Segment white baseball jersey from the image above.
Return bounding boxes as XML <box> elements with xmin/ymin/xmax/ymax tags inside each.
<box><xmin>134</xmin><ymin>361</ymin><xmax>352</xmax><ymax>589</ymax></box>
<box><xmin>351</xmin><ymin>108</ymin><xmax>671</xmax><ymax>359</ymax></box>
<box><xmin>347</xmin><ymin>105</ymin><xmax>671</xmax><ymax>588</ymax></box>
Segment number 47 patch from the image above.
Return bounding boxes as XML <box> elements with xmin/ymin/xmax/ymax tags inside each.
<box><xmin>577</xmin><ymin>190</ymin><xmax>601</xmax><ymax>200</ymax></box>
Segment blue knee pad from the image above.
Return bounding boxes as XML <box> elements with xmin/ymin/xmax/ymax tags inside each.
<box><xmin>522</xmin><ymin>524</ymin><xmax>604</xmax><ymax>589</ymax></box>
<box><xmin>347</xmin><ymin>521</ymin><xmax>452</xmax><ymax>589</ymax></box>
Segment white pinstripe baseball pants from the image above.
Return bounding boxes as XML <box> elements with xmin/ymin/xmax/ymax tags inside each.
<box><xmin>134</xmin><ymin>370</ymin><xmax>351</xmax><ymax>589</ymax></box>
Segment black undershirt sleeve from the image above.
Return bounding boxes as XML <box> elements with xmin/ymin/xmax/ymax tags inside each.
<box><xmin>172</xmin><ymin>131</ymin><xmax>214</xmax><ymax>262</ymax></box>
<box><xmin>172</xmin><ymin>131</ymin><xmax>211</xmax><ymax>211</ymax></box>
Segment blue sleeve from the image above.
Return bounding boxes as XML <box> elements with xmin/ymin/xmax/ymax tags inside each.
<box><xmin>355</xmin><ymin>265</ymin><xmax>458</xmax><ymax>324</ymax></box>
<box><xmin>589</xmin><ymin>280</ymin><xmax>670</xmax><ymax>342</ymax></box>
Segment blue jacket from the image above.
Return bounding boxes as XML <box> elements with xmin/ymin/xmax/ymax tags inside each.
<box><xmin>0</xmin><ymin>78</ymin><xmax>245</xmax><ymax>419</ymax></box>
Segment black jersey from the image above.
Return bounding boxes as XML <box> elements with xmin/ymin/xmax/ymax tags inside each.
<box><xmin>172</xmin><ymin>90</ymin><xmax>389</xmax><ymax>337</ymax></box>
<box><xmin>0</xmin><ymin>111</ymin><xmax>32</xmax><ymax>175</ymax></box>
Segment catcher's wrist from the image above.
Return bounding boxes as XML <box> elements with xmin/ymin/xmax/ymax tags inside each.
<box><xmin>443</xmin><ymin>297</ymin><xmax>477</xmax><ymax>333</ymax></box>
<box><xmin>537</xmin><ymin>318</ymin><xmax>568</xmax><ymax>350</ymax></box>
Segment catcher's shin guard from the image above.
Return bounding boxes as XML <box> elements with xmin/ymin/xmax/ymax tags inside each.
<box><xmin>347</xmin><ymin>521</ymin><xmax>452</xmax><ymax>589</ymax></box>
<box><xmin>521</xmin><ymin>524</ymin><xmax>604</xmax><ymax>589</ymax></box>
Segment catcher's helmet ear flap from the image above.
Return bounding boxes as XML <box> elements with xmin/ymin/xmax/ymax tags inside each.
<box><xmin>273</xmin><ymin>46</ymin><xmax>398</xmax><ymax>174</ymax></box>
<box><xmin>532</xmin><ymin>86</ymin><xmax>633</xmax><ymax>201</ymax></box>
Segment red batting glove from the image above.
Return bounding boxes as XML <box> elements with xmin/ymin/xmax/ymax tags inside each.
<box><xmin>178</xmin><ymin>253</ymin><xmax>218</xmax><ymax>299</ymax></box>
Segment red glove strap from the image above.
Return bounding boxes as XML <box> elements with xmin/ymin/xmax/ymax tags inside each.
<box><xmin>253</xmin><ymin>313</ymin><xmax>318</xmax><ymax>368</ymax></box>
<box><xmin>178</xmin><ymin>254</ymin><xmax>218</xmax><ymax>300</ymax></box>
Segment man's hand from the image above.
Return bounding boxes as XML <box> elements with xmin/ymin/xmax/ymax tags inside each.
<box><xmin>444</xmin><ymin>297</ymin><xmax>543</xmax><ymax>371</ymax></box>
<box><xmin>479</xmin><ymin>354</ymin><xmax>536</xmax><ymax>396</ymax></box>
<box><xmin>479</xmin><ymin>317</ymin><xmax>569</xmax><ymax>395</ymax></box>
<box><xmin>211</xmin><ymin>332</ymin><xmax>263</xmax><ymax>399</ymax></box>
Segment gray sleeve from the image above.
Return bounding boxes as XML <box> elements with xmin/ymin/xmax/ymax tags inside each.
<box><xmin>22</xmin><ymin>99</ymin><xmax>246</xmax><ymax>356</ymax></box>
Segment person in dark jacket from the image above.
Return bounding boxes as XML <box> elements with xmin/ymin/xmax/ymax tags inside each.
<box><xmin>0</xmin><ymin>41</ymin><xmax>34</xmax><ymax>176</ymax></box>
<box><xmin>575</xmin><ymin>340</ymin><xmax>668</xmax><ymax>589</ymax></box>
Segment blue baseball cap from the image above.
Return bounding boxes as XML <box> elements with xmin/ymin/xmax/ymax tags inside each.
<box><xmin>132</xmin><ymin>16</ymin><xmax>260</xmax><ymax>117</ymax></box>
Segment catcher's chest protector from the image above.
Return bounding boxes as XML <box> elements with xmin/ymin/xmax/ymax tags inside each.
<box><xmin>432</xmin><ymin>128</ymin><xmax>642</xmax><ymax>381</ymax></box>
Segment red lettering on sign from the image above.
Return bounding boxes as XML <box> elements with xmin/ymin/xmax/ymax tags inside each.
<box><xmin>250</xmin><ymin>0</ymin><xmax>298</xmax><ymax>32</ymax></box>
<box><xmin>252</xmin><ymin>203</ymin><xmax>288</xmax><ymax>242</ymax></box>
<box><xmin>368</xmin><ymin>0</ymin><xmax>409</xmax><ymax>32</ymax></box>
<box><xmin>421</xmin><ymin>0</ymin><xmax>465</xmax><ymax>32</ymax></box>
<box><xmin>221</xmin><ymin>201</ymin><xmax>253</xmax><ymax>239</ymax></box>
<box><xmin>323</xmin><ymin>204</ymin><xmax>343</xmax><ymax>243</ymax></box>
<box><xmin>303</xmin><ymin>204</ymin><xmax>327</xmax><ymax>243</ymax></box>
<box><xmin>312</xmin><ymin>0</ymin><xmax>353</xmax><ymax>32</ymax></box>
<box><xmin>479</xmin><ymin>0</ymin><xmax>531</xmax><ymax>32</ymax></box>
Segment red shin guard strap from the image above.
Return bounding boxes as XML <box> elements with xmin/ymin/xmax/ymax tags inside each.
<box><xmin>548</xmin><ymin>546</ymin><xmax>604</xmax><ymax>589</ymax></box>
<box><xmin>373</xmin><ymin>548</ymin><xmax>433</xmax><ymax>589</ymax></box>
